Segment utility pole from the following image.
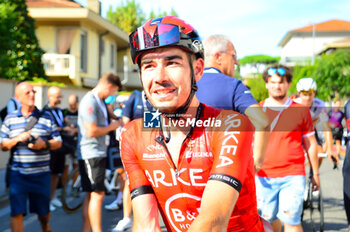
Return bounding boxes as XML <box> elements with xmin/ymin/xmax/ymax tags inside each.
<box><xmin>312</xmin><ymin>23</ymin><xmax>316</xmax><ymax>65</ymax></box>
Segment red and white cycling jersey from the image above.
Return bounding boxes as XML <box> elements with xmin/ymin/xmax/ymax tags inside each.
<box><xmin>120</xmin><ymin>104</ymin><xmax>264</xmax><ymax>232</ymax></box>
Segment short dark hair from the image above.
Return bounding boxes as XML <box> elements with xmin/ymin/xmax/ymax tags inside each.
<box><xmin>262</xmin><ymin>64</ymin><xmax>293</xmax><ymax>83</ymax></box>
<box><xmin>100</xmin><ymin>72</ymin><xmax>122</xmax><ymax>90</ymax></box>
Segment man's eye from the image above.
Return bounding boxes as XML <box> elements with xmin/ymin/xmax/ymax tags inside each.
<box><xmin>142</xmin><ymin>64</ymin><xmax>153</xmax><ymax>70</ymax></box>
<box><xmin>168</xmin><ymin>60</ymin><xmax>179</xmax><ymax>65</ymax></box>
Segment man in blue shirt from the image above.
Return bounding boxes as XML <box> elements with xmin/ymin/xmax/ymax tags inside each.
<box><xmin>0</xmin><ymin>82</ymin><xmax>62</xmax><ymax>232</ymax></box>
<box><xmin>196</xmin><ymin>35</ymin><xmax>270</xmax><ymax>171</ymax></box>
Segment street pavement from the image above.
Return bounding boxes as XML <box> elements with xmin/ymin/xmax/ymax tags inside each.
<box><xmin>0</xmin><ymin>154</ymin><xmax>348</xmax><ymax>232</ymax></box>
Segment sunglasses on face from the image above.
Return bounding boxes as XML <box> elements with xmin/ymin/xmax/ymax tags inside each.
<box><xmin>300</xmin><ymin>90</ymin><xmax>315</xmax><ymax>95</ymax></box>
<box><xmin>267</xmin><ymin>68</ymin><xmax>286</xmax><ymax>76</ymax></box>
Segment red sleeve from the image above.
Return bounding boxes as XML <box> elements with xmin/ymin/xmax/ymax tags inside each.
<box><xmin>209</xmin><ymin>111</ymin><xmax>254</xmax><ymax>192</ymax></box>
<box><xmin>120</xmin><ymin>120</ymin><xmax>153</xmax><ymax>198</ymax></box>
<box><xmin>302</xmin><ymin>107</ymin><xmax>315</xmax><ymax>137</ymax></box>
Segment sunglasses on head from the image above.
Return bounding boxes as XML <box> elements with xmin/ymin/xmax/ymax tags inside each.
<box><xmin>267</xmin><ymin>67</ymin><xmax>286</xmax><ymax>76</ymax></box>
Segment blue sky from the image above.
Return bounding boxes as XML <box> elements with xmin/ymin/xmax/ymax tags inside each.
<box><xmin>75</xmin><ymin>0</ymin><xmax>350</xmax><ymax>58</ymax></box>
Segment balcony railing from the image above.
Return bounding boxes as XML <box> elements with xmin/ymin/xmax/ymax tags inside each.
<box><xmin>42</xmin><ymin>53</ymin><xmax>77</xmax><ymax>78</ymax></box>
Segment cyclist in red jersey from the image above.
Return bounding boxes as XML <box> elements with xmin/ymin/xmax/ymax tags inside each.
<box><xmin>120</xmin><ymin>16</ymin><xmax>265</xmax><ymax>232</ymax></box>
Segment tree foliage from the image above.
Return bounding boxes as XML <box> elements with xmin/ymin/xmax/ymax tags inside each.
<box><xmin>106</xmin><ymin>0</ymin><xmax>145</xmax><ymax>34</ymax></box>
<box><xmin>238</xmin><ymin>55</ymin><xmax>280</xmax><ymax>77</ymax></box>
<box><xmin>287</xmin><ymin>50</ymin><xmax>350</xmax><ymax>100</ymax></box>
<box><xmin>149</xmin><ymin>7</ymin><xmax>178</xmax><ymax>19</ymax></box>
<box><xmin>246</xmin><ymin>74</ymin><xmax>268</xmax><ymax>103</ymax></box>
<box><xmin>0</xmin><ymin>0</ymin><xmax>46</xmax><ymax>81</ymax></box>
<box><xmin>313</xmin><ymin>50</ymin><xmax>350</xmax><ymax>100</ymax></box>
<box><xmin>106</xmin><ymin>0</ymin><xmax>178</xmax><ymax>34</ymax></box>
<box><xmin>289</xmin><ymin>64</ymin><xmax>317</xmax><ymax>95</ymax></box>
<box><xmin>239</xmin><ymin>55</ymin><xmax>280</xmax><ymax>66</ymax></box>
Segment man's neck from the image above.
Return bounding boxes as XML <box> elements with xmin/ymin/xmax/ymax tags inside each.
<box><xmin>49</xmin><ymin>103</ymin><xmax>57</xmax><ymax>109</ymax></box>
<box><xmin>93</xmin><ymin>86</ymin><xmax>104</xmax><ymax>100</ymax></box>
<box><xmin>267</xmin><ymin>96</ymin><xmax>289</xmax><ymax>106</ymax></box>
<box><xmin>21</xmin><ymin>105</ymin><xmax>35</xmax><ymax>117</ymax></box>
<box><xmin>205</xmin><ymin>64</ymin><xmax>222</xmax><ymax>73</ymax></box>
<box><xmin>69</xmin><ymin>108</ymin><xmax>78</xmax><ymax>113</ymax></box>
<box><xmin>162</xmin><ymin>98</ymin><xmax>200</xmax><ymax>133</ymax></box>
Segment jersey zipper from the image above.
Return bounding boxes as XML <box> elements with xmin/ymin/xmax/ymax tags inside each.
<box><xmin>154</xmin><ymin>104</ymin><xmax>203</xmax><ymax>178</ymax></box>
<box><xmin>155</xmin><ymin>135</ymin><xmax>179</xmax><ymax>177</ymax></box>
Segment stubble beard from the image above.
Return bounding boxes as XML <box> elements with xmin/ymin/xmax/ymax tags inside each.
<box><xmin>272</xmin><ymin>93</ymin><xmax>287</xmax><ymax>101</ymax></box>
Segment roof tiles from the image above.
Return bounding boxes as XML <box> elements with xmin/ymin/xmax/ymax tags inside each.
<box><xmin>292</xmin><ymin>19</ymin><xmax>350</xmax><ymax>32</ymax></box>
<box><xmin>26</xmin><ymin>0</ymin><xmax>82</xmax><ymax>8</ymax></box>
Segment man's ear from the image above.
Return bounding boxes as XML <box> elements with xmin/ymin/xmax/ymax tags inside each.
<box><xmin>194</xmin><ymin>58</ymin><xmax>204</xmax><ymax>82</ymax></box>
<box><xmin>214</xmin><ymin>52</ymin><xmax>222</xmax><ymax>66</ymax></box>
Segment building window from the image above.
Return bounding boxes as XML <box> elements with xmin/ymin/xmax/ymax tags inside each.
<box><xmin>80</xmin><ymin>32</ymin><xmax>87</xmax><ymax>72</ymax></box>
<box><xmin>110</xmin><ymin>43</ymin><xmax>115</xmax><ymax>68</ymax></box>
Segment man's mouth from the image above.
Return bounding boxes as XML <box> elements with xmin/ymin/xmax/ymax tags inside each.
<box><xmin>153</xmin><ymin>88</ymin><xmax>176</xmax><ymax>96</ymax></box>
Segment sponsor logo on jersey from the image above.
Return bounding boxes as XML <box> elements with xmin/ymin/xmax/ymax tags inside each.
<box><xmin>142</xmin><ymin>153</ymin><xmax>166</xmax><ymax>161</ymax></box>
<box><xmin>185</xmin><ymin>151</ymin><xmax>213</xmax><ymax>158</ymax></box>
<box><xmin>165</xmin><ymin>193</ymin><xmax>201</xmax><ymax>231</ymax></box>
<box><xmin>146</xmin><ymin>144</ymin><xmax>163</xmax><ymax>152</ymax></box>
<box><xmin>216</xmin><ymin>114</ymin><xmax>241</xmax><ymax>168</ymax></box>
<box><xmin>145</xmin><ymin>168</ymin><xmax>207</xmax><ymax>188</ymax></box>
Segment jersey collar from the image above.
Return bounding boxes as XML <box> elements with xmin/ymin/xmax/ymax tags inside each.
<box><xmin>16</xmin><ymin>106</ymin><xmax>40</xmax><ymax>117</ymax></box>
<box><xmin>204</xmin><ymin>67</ymin><xmax>222</xmax><ymax>74</ymax></box>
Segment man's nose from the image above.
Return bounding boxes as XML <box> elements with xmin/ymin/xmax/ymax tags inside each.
<box><xmin>154</xmin><ymin>65</ymin><xmax>169</xmax><ymax>83</ymax></box>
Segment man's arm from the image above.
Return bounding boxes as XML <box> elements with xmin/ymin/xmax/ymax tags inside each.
<box><xmin>28</xmin><ymin>137</ymin><xmax>62</xmax><ymax>150</ymax></box>
<box><xmin>303</xmin><ymin>134</ymin><xmax>320</xmax><ymax>190</ymax></box>
<box><xmin>1</xmin><ymin>133</ymin><xmax>62</xmax><ymax>151</ymax></box>
<box><xmin>131</xmin><ymin>194</ymin><xmax>162</xmax><ymax>232</ymax></box>
<box><xmin>84</xmin><ymin>120</ymin><xmax>120</xmax><ymax>138</ymax></box>
<box><xmin>1</xmin><ymin>131</ymin><xmax>31</xmax><ymax>151</ymax></box>
<box><xmin>244</xmin><ymin>104</ymin><xmax>270</xmax><ymax>171</ymax></box>
<box><xmin>188</xmin><ymin>180</ymin><xmax>239</xmax><ymax>232</ymax></box>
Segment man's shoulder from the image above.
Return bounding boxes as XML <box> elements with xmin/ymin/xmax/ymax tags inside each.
<box><xmin>123</xmin><ymin>118</ymin><xmax>143</xmax><ymax>130</ymax></box>
<box><xmin>80</xmin><ymin>92</ymin><xmax>96</xmax><ymax>106</ymax></box>
<box><xmin>120</xmin><ymin>118</ymin><xmax>143</xmax><ymax>140</ymax></box>
<box><xmin>313</xmin><ymin>98</ymin><xmax>325</xmax><ymax>107</ymax></box>
<box><xmin>203</xmin><ymin>105</ymin><xmax>253</xmax><ymax>131</ymax></box>
<box><xmin>42</xmin><ymin>104</ymin><xmax>50</xmax><ymax>111</ymax></box>
<box><xmin>202</xmin><ymin>70</ymin><xmax>241</xmax><ymax>84</ymax></box>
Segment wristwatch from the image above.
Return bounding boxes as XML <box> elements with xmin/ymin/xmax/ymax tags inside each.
<box><xmin>45</xmin><ymin>140</ymin><xmax>50</xmax><ymax>150</ymax></box>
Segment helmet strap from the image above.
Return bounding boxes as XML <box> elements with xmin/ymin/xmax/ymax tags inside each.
<box><xmin>167</xmin><ymin>54</ymin><xmax>197</xmax><ymax>119</ymax></box>
<box><xmin>140</xmin><ymin>54</ymin><xmax>198</xmax><ymax>120</ymax></box>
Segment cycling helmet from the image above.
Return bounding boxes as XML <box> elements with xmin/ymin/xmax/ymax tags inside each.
<box><xmin>129</xmin><ymin>16</ymin><xmax>204</xmax><ymax>118</ymax></box>
<box><xmin>129</xmin><ymin>16</ymin><xmax>204</xmax><ymax>65</ymax></box>
<box><xmin>296</xmin><ymin>77</ymin><xmax>317</xmax><ymax>93</ymax></box>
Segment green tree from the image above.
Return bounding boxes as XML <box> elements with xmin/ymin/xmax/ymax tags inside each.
<box><xmin>0</xmin><ymin>0</ymin><xmax>46</xmax><ymax>81</ymax></box>
<box><xmin>149</xmin><ymin>7</ymin><xmax>178</xmax><ymax>18</ymax></box>
<box><xmin>289</xmin><ymin>64</ymin><xmax>317</xmax><ymax>95</ymax></box>
<box><xmin>246</xmin><ymin>74</ymin><xmax>268</xmax><ymax>103</ymax></box>
<box><xmin>239</xmin><ymin>55</ymin><xmax>280</xmax><ymax>76</ymax></box>
<box><xmin>107</xmin><ymin>0</ymin><xmax>178</xmax><ymax>34</ymax></box>
<box><xmin>106</xmin><ymin>0</ymin><xmax>145</xmax><ymax>34</ymax></box>
<box><xmin>313</xmin><ymin>50</ymin><xmax>350</xmax><ymax>100</ymax></box>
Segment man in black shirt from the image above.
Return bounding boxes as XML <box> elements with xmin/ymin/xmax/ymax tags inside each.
<box><xmin>43</xmin><ymin>86</ymin><xmax>76</xmax><ymax>211</ymax></box>
<box><xmin>61</xmin><ymin>94</ymin><xmax>79</xmax><ymax>187</ymax></box>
